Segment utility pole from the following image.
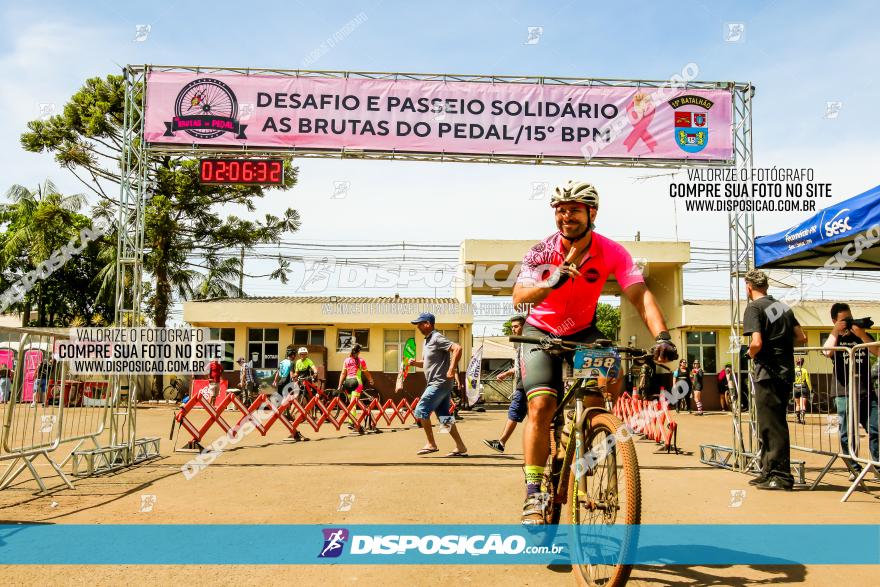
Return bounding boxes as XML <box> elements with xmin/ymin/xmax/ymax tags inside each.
<box><xmin>239</xmin><ymin>246</ymin><xmax>245</xmax><ymax>296</ymax></box>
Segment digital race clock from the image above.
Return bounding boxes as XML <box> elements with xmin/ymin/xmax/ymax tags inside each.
<box><xmin>199</xmin><ymin>158</ymin><xmax>284</xmax><ymax>185</ymax></box>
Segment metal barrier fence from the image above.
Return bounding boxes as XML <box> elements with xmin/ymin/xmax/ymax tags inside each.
<box><xmin>840</xmin><ymin>341</ymin><xmax>880</xmax><ymax>501</ymax></box>
<box><xmin>785</xmin><ymin>346</ymin><xmax>850</xmax><ymax>489</ymax></box>
<box><xmin>0</xmin><ymin>326</ymin><xmax>159</xmax><ymax>493</ymax></box>
<box><xmin>1</xmin><ymin>327</ymin><xmax>80</xmax><ymax>491</ymax></box>
<box><xmin>701</xmin><ymin>342</ymin><xmax>880</xmax><ymax>500</ymax></box>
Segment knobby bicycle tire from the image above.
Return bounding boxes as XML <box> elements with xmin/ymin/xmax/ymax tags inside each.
<box><xmin>568</xmin><ymin>411</ymin><xmax>641</xmax><ymax>587</ymax></box>
<box><xmin>542</xmin><ymin>424</ymin><xmax>564</xmax><ymax>525</ymax></box>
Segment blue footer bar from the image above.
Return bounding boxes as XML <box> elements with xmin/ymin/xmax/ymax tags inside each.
<box><xmin>0</xmin><ymin>524</ymin><xmax>877</xmax><ymax>565</ymax></box>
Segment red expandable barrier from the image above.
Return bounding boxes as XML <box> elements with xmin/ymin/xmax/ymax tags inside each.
<box><xmin>190</xmin><ymin>379</ymin><xmax>229</xmax><ymax>409</ymax></box>
<box><xmin>613</xmin><ymin>392</ymin><xmax>678</xmax><ymax>452</ymax></box>
<box><xmin>174</xmin><ymin>390</ymin><xmax>433</xmax><ymax>444</ymax></box>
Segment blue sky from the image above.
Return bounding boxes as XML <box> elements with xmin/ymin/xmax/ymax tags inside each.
<box><xmin>1</xmin><ymin>0</ymin><xmax>879</xmax><ymax>321</ymax></box>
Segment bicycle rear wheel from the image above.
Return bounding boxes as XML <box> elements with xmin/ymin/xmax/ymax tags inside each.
<box><xmin>567</xmin><ymin>411</ymin><xmax>641</xmax><ymax>587</ymax></box>
<box><xmin>163</xmin><ymin>385</ymin><xmax>180</xmax><ymax>402</ymax></box>
<box><xmin>540</xmin><ymin>422</ymin><xmax>564</xmax><ymax>525</ymax></box>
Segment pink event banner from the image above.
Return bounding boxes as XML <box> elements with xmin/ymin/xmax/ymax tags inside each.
<box><xmin>144</xmin><ymin>72</ymin><xmax>734</xmax><ymax>161</ymax></box>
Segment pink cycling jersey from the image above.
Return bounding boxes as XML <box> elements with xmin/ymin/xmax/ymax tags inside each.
<box><xmin>517</xmin><ymin>231</ymin><xmax>644</xmax><ymax>336</ymax></box>
<box><xmin>343</xmin><ymin>357</ymin><xmax>367</xmax><ymax>379</ymax></box>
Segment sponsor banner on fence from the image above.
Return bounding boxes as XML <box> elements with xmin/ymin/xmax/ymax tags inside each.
<box><xmin>144</xmin><ymin>72</ymin><xmax>734</xmax><ymax>161</ymax></box>
<box><xmin>1</xmin><ymin>525</ymin><xmax>878</xmax><ymax>564</ymax></box>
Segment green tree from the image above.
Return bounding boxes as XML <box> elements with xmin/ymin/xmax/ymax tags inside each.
<box><xmin>21</xmin><ymin>74</ymin><xmax>302</xmax><ymax>395</ymax></box>
<box><xmin>594</xmin><ymin>302</ymin><xmax>621</xmax><ymax>341</ymax></box>
<box><xmin>191</xmin><ymin>252</ymin><xmax>245</xmax><ymax>300</ymax></box>
<box><xmin>20</xmin><ymin>74</ymin><xmax>301</xmax><ymax>328</ymax></box>
<box><xmin>501</xmin><ymin>318</ymin><xmax>513</xmax><ymax>336</ymax></box>
<box><xmin>0</xmin><ymin>180</ymin><xmax>112</xmax><ymax>326</ymax></box>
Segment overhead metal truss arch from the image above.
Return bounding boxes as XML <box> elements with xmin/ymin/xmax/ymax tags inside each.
<box><xmin>118</xmin><ymin>64</ymin><xmax>755</xmax><ymax>471</ymax></box>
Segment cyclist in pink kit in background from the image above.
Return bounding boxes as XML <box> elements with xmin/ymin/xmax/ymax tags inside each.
<box><xmin>513</xmin><ymin>180</ymin><xmax>678</xmax><ymax>524</ymax></box>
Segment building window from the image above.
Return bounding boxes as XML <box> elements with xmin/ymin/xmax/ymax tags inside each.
<box><xmin>440</xmin><ymin>329</ymin><xmax>459</xmax><ymax>343</ymax></box>
<box><xmin>384</xmin><ymin>329</ymin><xmax>415</xmax><ymax>373</ymax></box>
<box><xmin>248</xmin><ymin>328</ymin><xmax>279</xmax><ymax>369</ymax></box>
<box><xmin>686</xmin><ymin>331</ymin><xmax>717</xmax><ymax>373</ymax></box>
<box><xmin>209</xmin><ymin>327</ymin><xmax>236</xmax><ymax>370</ymax></box>
<box><xmin>337</xmin><ymin>329</ymin><xmax>369</xmax><ymax>352</ymax></box>
<box><xmin>293</xmin><ymin>329</ymin><xmax>325</xmax><ymax>347</ymax></box>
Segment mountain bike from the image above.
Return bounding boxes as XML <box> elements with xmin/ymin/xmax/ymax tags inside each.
<box><xmin>291</xmin><ymin>375</ymin><xmax>327</xmax><ymax>419</ymax></box>
<box><xmin>511</xmin><ymin>335</ymin><xmax>646</xmax><ymax>587</ymax></box>
<box><xmin>163</xmin><ymin>376</ymin><xmax>187</xmax><ymax>402</ymax></box>
<box><xmin>330</xmin><ymin>386</ymin><xmax>379</xmax><ymax>432</ymax></box>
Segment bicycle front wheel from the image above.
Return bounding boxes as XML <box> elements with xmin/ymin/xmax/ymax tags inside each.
<box><xmin>567</xmin><ymin>411</ymin><xmax>641</xmax><ymax>587</ymax></box>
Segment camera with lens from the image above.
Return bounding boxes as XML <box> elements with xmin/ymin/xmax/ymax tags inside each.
<box><xmin>844</xmin><ymin>316</ymin><xmax>874</xmax><ymax>330</ymax></box>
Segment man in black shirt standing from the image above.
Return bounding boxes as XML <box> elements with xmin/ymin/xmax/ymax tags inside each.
<box><xmin>742</xmin><ymin>270</ymin><xmax>807</xmax><ymax>490</ymax></box>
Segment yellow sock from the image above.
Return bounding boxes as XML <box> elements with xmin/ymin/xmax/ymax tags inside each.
<box><xmin>525</xmin><ymin>465</ymin><xmax>544</xmax><ymax>495</ymax></box>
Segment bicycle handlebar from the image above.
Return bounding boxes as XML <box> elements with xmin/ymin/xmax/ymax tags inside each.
<box><xmin>509</xmin><ymin>335</ymin><xmax>649</xmax><ymax>357</ymax></box>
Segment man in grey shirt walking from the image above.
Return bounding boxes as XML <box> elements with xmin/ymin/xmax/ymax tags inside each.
<box><xmin>408</xmin><ymin>312</ymin><xmax>468</xmax><ymax>457</ymax></box>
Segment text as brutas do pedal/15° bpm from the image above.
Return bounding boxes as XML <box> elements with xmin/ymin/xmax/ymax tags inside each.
<box><xmin>54</xmin><ymin>328</ymin><xmax>225</xmax><ymax>374</ymax></box>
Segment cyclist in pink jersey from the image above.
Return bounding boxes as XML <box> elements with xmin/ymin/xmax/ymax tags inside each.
<box><xmin>337</xmin><ymin>344</ymin><xmax>374</xmax><ymax>432</ymax></box>
<box><xmin>513</xmin><ymin>180</ymin><xmax>679</xmax><ymax>524</ymax></box>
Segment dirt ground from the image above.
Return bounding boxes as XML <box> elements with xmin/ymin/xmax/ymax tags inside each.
<box><xmin>1</xmin><ymin>405</ymin><xmax>878</xmax><ymax>586</ymax></box>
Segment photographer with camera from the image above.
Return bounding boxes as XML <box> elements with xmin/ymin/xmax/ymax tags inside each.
<box><xmin>822</xmin><ymin>302</ymin><xmax>879</xmax><ymax>480</ymax></box>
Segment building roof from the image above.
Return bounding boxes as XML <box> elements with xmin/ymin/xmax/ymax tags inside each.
<box><xmin>475</xmin><ymin>336</ymin><xmax>516</xmax><ymax>359</ymax></box>
<box><xmin>189</xmin><ymin>296</ymin><xmax>460</xmax><ymax>304</ymax></box>
<box><xmin>683</xmin><ymin>299</ymin><xmax>729</xmax><ymax>306</ymax></box>
<box><xmin>682</xmin><ymin>298</ymin><xmax>880</xmax><ymax>329</ymax></box>
<box><xmin>684</xmin><ymin>298</ymin><xmax>880</xmax><ymax>306</ymax></box>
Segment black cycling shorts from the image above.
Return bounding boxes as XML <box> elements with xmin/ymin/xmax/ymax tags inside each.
<box><xmin>520</xmin><ymin>322</ymin><xmax>605</xmax><ymax>402</ymax></box>
<box><xmin>342</xmin><ymin>377</ymin><xmax>362</xmax><ymax>393</ymax></box>
<box><xmin>793</xmin><ymin>384</ymin><xmax>807</xmax><ymax>398</ymax></box>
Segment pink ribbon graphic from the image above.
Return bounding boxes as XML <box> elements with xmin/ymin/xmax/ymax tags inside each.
<box><xmin>624</xmin><ymin>99</ymin><xmax>657</xmax><ymax>152</ymax></box>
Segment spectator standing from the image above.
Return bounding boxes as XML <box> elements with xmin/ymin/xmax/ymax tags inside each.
<box><xmin>822</xmin><ymin>302</ymin><xmax>879</xmax><ymax>480</ymax></box>
<box><xmin>692</xmin><ymin>359</ymin><xmax>705</xmax><ymax>415</ymax></box>
<box><xmin>409</xmin><ymin>312</ymin><xmax>468</xmax><ymax>457</ymax></box>
<box><xmin>742</xmin><ymin>269</ymin><xmax>807</xmax><ymax>490</ymax></box>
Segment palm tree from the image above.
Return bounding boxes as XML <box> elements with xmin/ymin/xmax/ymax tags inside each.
<box><xmin>191</xmin><ymin>252</ymin><xmax>244</xmax><ymax>300</ymax></box>
<box><xmin>2</xmin><ymin>180</ymin><xmax>86</xmax><ymax>261</ymax></box>
<box><xmin>1</xmin><ymin>180</ymin><xmax>87</xmax><ymax>325</ymax></box>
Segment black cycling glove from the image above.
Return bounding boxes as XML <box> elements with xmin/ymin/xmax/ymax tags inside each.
<box><xmin>543</xmin><ymin>264</ymin><xmax>574</xmax><ymax>289</ymax></box>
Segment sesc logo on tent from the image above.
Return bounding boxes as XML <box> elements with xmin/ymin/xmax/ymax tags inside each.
<box><xmin>824</xmin><ymin>209</ymin><xmax>852</xmax><ymax>238</ymax></box>
<box><xmin>349</xmin><ymin>534</ymin><xmax>527</xmax><ymax>555</ymax></box>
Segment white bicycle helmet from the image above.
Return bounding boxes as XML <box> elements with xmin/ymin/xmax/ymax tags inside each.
<box><xmin>298</xmin><ymin>347</ymin><xmax>309</xmax><ymax>354</ymax></box>
<box><xmin>550</xmin><ymin>181</ymin><xmax>599</xmax><ymax>209</ymax></box>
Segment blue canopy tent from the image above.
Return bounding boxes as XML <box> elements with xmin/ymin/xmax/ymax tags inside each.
<box><xmin>754</xmin><ymin>184</ymin><xmax>880</xmax><ymax>270</ymax></box>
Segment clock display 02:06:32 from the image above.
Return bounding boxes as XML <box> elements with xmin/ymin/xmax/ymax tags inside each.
<box><xmin>199</xmin><ymin>159</ymin><xmax>284</xmax><ymax>184</ymax></box>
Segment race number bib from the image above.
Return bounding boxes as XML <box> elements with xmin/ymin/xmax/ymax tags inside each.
<box><xmin>573</xmin><ymin>348</ymin><xmax>620</xmax><ymax>380</ymax></box>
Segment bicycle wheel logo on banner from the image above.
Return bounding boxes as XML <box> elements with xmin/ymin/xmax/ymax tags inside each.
<box><xmin>162</xmin><ymin>78</ymin><xmax>247</xmax><ymax>140</ymax></box>
<box><xmin>669</xmin><ymin>94</ymin><xmax>713</xmax><ymax>154</ymax></box>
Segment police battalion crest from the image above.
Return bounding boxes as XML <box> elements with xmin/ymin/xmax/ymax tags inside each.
<box><xmin>669</xmin><ymin>94</ymin><xmax>713</xmax><ymax>154</ymax></box>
